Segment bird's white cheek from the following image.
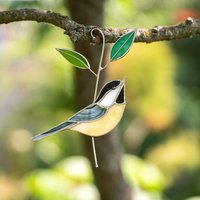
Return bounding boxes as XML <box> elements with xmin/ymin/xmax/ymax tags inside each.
<box><xmin>99</xmin><ymin>89</ymin><xmax>119</xmax><ymax>107</ymax></box>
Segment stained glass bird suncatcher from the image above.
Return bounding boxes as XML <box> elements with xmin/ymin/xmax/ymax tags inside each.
<box><xmin>32</xmin><ymin>80</ymin><xmax>126</xmax><ymax>140</ymax></box>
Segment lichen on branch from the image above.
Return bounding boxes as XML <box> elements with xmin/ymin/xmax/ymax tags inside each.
<box><xmin>0</xmin><ymin>8</ymin><xmax>200</xmax><ymax>43</ymax></box>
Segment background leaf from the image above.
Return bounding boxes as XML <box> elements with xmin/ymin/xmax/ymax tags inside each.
<box><xmin>110</xmin><ymin>31</ymin><xmax>136</xmax><ymax>62</ymax></box>
<box><xmin>56</xmin><ymin>48</ymin><xmax>90</xmax><ymax>69</ymax></box>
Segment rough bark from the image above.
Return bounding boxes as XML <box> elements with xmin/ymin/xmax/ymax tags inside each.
<box><xmin>0</xmin><ymin>9</ymin><xmax>200</xmax><ymax>43</ymax></box>
<box><xmin>67</xmin><ymin>0</ymin><xmax>132</xmax><ymax>200</ymax></box>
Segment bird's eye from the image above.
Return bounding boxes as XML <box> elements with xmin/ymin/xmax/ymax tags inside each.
<box><xmin>112</xmin><ymin>86</ymin><xmax>116</xmax><ymax>90</ymax></box>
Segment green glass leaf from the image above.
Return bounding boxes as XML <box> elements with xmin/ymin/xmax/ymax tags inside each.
<box><xmin>56</xmin><ymin>48</ymin><xmax>90</xmax><ymax>69</ymax></box>
<box><xmin>110</xmin><ymin>31</ymin><xmax>136</xmax><ymax>62</ymax></box>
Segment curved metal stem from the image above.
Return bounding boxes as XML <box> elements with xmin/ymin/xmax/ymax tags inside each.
<box><xmin>91</xmin><ymin>28</ymin><xmax>106</xmax><ymax>100</ymax></box>
<box><xmin>88</xmin><ymin>68</ymin><xmax>97</xmax><ymax>77</ymax></box>
<box><xmin>90</xmin><ymin>28</ymin><xmax>106</xmax><ymax>168</ymax></box>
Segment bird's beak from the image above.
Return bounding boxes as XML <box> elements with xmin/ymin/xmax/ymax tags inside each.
<box><xmin>119</xmin><ymin>79</ymin><xmax>125</xmax><ymax>88</ymax></box>
<box><xmin>115</xmin><ymin>79</ymin><xmax>125</xmax><ymax>94</ymax></box>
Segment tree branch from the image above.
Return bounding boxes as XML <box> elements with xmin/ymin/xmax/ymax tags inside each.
<box><xmin>0</xmin><ymin>8</ymin><xmax>200</xmax><ymax>43</ymax></box>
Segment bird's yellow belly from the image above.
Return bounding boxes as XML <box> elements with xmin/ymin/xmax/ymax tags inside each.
<box><xmin>70</xmin><ymin>104</ymin><xmax>125</xmax><ymax>136</ymax></box>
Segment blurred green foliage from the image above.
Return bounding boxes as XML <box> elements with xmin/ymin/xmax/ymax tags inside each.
<box><xmin>0</xmin><ymin>0</ymin><xmax>200</xmax><ymax>200</ymax></box>
<box><xmin>24</xmin><ymin>155</ymin><xmax>165</xmax><ymax>200</ymax></box>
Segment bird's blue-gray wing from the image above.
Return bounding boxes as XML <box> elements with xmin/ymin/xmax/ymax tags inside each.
<box><xmin>32</xmin><ymin>104</ymin><xmax>106</xmax><ymax>141</ymax></box>
<box><xmin>69</xmin><ymin>104</ymin><xmax>106</xmax><ymax>122</ymax></box>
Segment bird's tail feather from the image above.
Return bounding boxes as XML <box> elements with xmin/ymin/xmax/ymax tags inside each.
<box><xmin>32</xmin><ymin>121</ymin><xmax>76</xmax><ymax>141</ymax></box>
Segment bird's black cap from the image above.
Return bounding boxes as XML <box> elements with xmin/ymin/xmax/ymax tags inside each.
<box><xmin>95</xmin><ymin>80</ymin><xmax>125</xmax><ymax>104</ymax></box>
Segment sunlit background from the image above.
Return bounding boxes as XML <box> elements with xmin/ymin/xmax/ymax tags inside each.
<box><xmin>0</xmin><ymin>0</ymin><xmax>200</xmax><ymax>200</ymax></box>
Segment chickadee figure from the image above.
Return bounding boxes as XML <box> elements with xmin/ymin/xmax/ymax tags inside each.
<box><xmin>32</xmin><ymin>80</ymin><xmax>125</xmax><ymax>140</ymax></box>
